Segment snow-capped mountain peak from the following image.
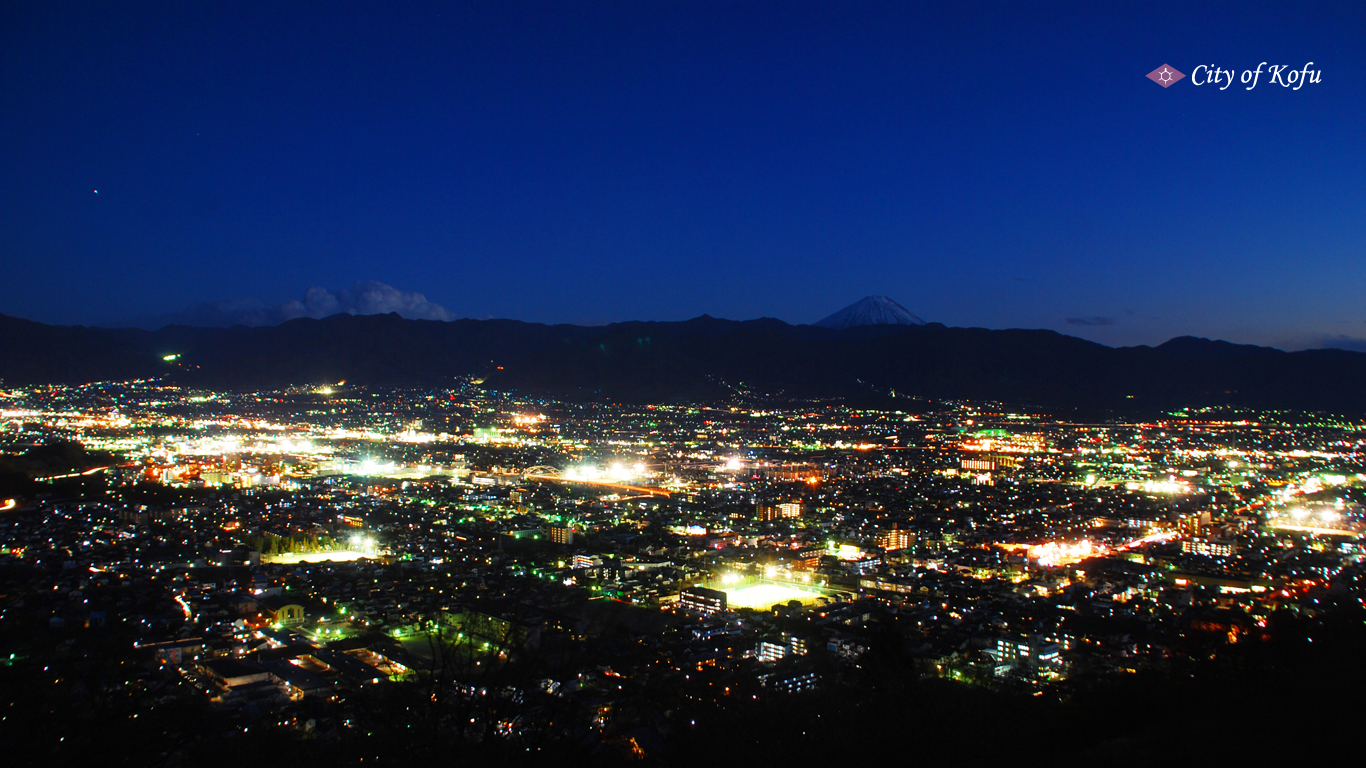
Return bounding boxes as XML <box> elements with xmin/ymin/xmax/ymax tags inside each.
<box><xmin>814</xmin><ymin>296</ymin><xmax>926</xmax><ymax>328</ymax></box>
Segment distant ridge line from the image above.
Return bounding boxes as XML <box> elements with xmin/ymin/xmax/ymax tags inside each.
<box><xmin>2</xmin><ymin>312</ymin><xmax>1365</xmax><ymax>413</ymax></box>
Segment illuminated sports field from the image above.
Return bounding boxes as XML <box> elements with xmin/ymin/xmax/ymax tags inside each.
<box><xmin>262</xmin><ymin>550</ymin><xmax>373</xmax><ymax>564</ymax></box>
<box><xmin>720</xmin><ymin>582</ymin><xmax>825</xmax><ymax>610</ymax></box>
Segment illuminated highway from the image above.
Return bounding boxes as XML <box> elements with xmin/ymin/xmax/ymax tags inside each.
<box><xmin>522</xmin><ymin>474</ymin><xmax>671</xmax><ymax>497</ymax></box>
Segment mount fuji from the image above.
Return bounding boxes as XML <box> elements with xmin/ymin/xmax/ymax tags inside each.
<box><xmin>814</xmin><ymin>296</ymin><xmax>926</xmax><ymax>328</ymax></box>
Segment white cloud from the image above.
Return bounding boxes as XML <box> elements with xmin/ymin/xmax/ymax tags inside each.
<box><xmin>115</xmin><ymin>281</ymin><xmax>456</xmax><ymax>329</ymax></box>
<box><xmin>280</xmin><ymin>281</ymin><xmax>454</xmax><ymax>322</ymax></box>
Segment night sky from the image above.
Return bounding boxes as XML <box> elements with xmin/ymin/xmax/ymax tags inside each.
<box><xmin>2</xmin><ymin>2</ymin><xmax>1362</xmax><ymax>350</ymax></box>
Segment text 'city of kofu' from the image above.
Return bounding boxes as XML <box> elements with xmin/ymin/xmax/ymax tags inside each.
<box><xmin>1191</xmin><ymin>63</ymin><xmax>1321</xmax><ymax>91</ymax></box>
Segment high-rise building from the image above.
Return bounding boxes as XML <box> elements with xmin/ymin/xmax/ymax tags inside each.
<box><xmin>547</xmin><ymin>525</ymin><xmax>574</xmax><ymax>545</ymax></box>
<box><xmin>788</xmin><ymin>548</ymin><xmax>822</xmax><ymax>570</ymax></box>
<box><xmin>757</xmin><ymin>640</ymin><xmax>788</xmax><ymax>663</ymax></box>
<box><xmin>1182</xmin><ymin>537</ymin><xmax>1235</xmax><ymax>557</ymax></box>
<box><xmin>678</xmin><ymin>587</ymin><xmax>727</xmax><ymax>616</ymax></box>
<box><xmin>758</xmin><ymin>501</ymin><xmax>804</xmax><ymax>521</ymax></box>
<box><xmin>877</xmin><ymin>524</ymin><xmax>914</xmax><ymax>551</ymax></box>
<box><xmin>993</xmin><ymin>635</ymin><xmax>1062</xmax><ymax>679</ymax></box>
<box><xmin>761</xmin><ymin>669</ymin><xmax>818</xmax><ymax>694</ymax></box>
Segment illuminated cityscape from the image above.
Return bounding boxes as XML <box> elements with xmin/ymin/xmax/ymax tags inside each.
<box><xmin>3</xmin><ymin>2</ymin><xmax>1364</xmax><ymax>765</ymax></box>
<box><xmin>2</xmin><ymin>380</ymin><xmax>1364</xmax><ymax>762</ymax></box>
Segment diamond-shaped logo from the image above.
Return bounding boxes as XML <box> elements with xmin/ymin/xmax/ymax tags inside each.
<box><xmin>1146</xmin><ymin>64</ymin><xmax>1185</xmax><ymax>87</ymax></box>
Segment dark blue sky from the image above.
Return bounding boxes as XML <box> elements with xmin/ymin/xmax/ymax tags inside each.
<box><xmin>2</xmin><ymin>1</ymin><xmax>1362</xmax><ymax>349</ymax></box>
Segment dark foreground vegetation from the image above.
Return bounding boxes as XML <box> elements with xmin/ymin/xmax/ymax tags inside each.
<box><xmin>3</xmin><ymin>580</ymin><xmax>1360</xmax><ymax>768</ymax></box>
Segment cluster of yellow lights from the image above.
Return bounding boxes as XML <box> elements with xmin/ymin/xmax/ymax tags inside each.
<box><xmin>1002</xmin><ymin>540</ymin><xmax>1103</xmax><ymax>566</ymax></box>
<box><xmin>1123</xmin><ymin>480</ymin><xmax>1190</xmax><ymax>494</ymax></box>
<box><xmin>1002</xmin><ymin>530</ymin><xmax>1181</xmax><ymax>567</ymax></box>
<box><xmin>563</xmin><ymin>463</ymin><xmax>647</xmax><ymax>482</ymax></box>
<box><xmin>960</xmin><ymin>434</ymin><xmax>1045</xmax><ymax>453</ymax></box>
<box><xmin>1027</xmin><ymin>540</ymin><xmax>1101</xmax><ymax>566</ymax></box>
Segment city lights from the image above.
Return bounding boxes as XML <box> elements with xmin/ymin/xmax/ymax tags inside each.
<box><xmin>2</xmin><ymin>379</ymin><xmax>1363</xmax><ymax>761</ymax></box>
<box><xmin>5</xmin><ymin>3</ymin><xmax>1364</xmax><ymax>760</ymax></box>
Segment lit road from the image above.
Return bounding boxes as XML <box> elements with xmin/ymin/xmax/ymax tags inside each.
<box><xmin>522</xmin><ymin>474</ymin><xmax>671</xmax><ymax>497</ymax></box>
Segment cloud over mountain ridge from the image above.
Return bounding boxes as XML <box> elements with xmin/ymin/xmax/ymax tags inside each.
<box><xmin>111</xmin><ymin>281</ymin><xmax>454</xmax><ymax>329</ymax></box>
